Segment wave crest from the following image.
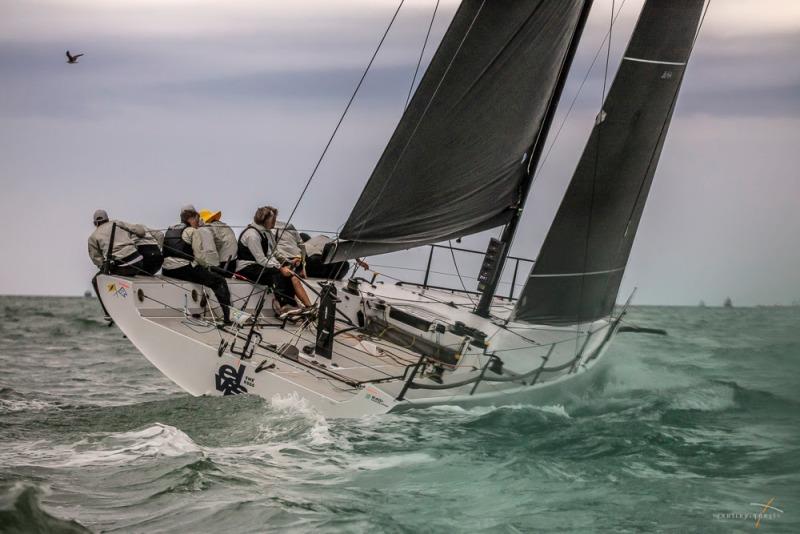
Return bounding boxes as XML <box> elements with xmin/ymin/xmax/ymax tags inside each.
<box><xmin>0</xmin><ymin>484</ymin><xmax>90</xmax><ymax>534</ymax></box>
<box><xmin>63</xmin><ymin>423</ymin><xmax>202</xmax><ymax>467</ymax></box>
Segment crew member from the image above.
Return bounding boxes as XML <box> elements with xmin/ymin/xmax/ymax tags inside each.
<box><xmin>236</xmin><ymin>206</ymin><xmax>312</xmax><ymax>314</ymax></box>
<box><xmin>197</xmin><ymin>217</ymin><xmax>221</xmax><ymax>270</ymax></box>
<box><xmin>88</xmin><ymin>210</ymin><xmax>144</xmax><ymax>274</ymax></box>
<box><xmin>89</xmin><ymin>210</ymin><xmax>163</xmax><ymax>275</ymax></box>
<box><xmin>162</xmin><ymin>205</ymin><xmax>231</xmax><ymax>325</ymax></box>
<box><xmin>273</xmin><ymin>217</ymin><xmax>306</xmax><ymax>276</ymax></box>
<box><xmin>130</xmin><ymin>226</ymin><xmax>163</xmax><ymax>275</ymax></box>
<box><xmin>199</xmin><ymin>209</ymin><xmax>237</xmax><ymax>276</ymax></box>
<box><xmin>87</xmin><ymin>209</ymin><xmax>145</xmax><ymax>319</ymax></box>
<box><xmin>302</xmin><ymin>233</ymin><xmax>368</xmax><ymax>280</ymax></box>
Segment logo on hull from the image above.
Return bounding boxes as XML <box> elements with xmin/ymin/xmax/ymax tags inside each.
<box><xmin>215</xmin><ymin>364</ymin><xmax>248</xmax><ymax>395</ymax></box>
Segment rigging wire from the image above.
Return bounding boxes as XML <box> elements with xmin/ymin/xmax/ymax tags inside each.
<box><xmin>404</xmin><ymin>0</ymin><xmax>441</xmax><ymax>110</ymax></box>
<box><xmin>573</xmin><ymin>0</ymin><xmax>616</xmax><ymax>354</ymax></box>
<box><xmin>621</xmin><ymin>0</ymin><xmax>712</xmax><ymax>233</ymax></box>
<box><xmin>237</xmin><ymin>0</ymin><xmax>407</xmax><ymax>309</ymax></box>
<box><xmin>531</xmin><ymin>0</ymin><xmax>629</xmax><ymax>185</ymax></box>
<box><xmin>594</xmin><ymin>0</ymin><xmax>713</xmax><ymax>325</ymax></box>
<box><xmin>277</xmin><ymin>0</ymin><xmax>406</xmax><ymax>239</ymax></box>
<box><xmin>368</xmin><ymin>263</ymin><xmax>522</xmax><ymax>290</ymax></box>
<box><xmin>339</xmin><ymin>0</ymin><xmax>487</xmax><ymax>260</ymax></box>
<box><xmin>447</xmin><ymin>240</ymin><xmax>477</xmax><ymax>307</ymax></box>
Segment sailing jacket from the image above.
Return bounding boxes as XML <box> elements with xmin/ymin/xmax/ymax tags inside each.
<box><xmin>236</xmin><ymin>224</ymin><xmax>279</xmax><ymax>272</ymax></box>
<box><xmin>162</xmin><ymin>224</ymin><xmax>206</xmax><ymax>270</ymax></box>
<box><xmin>303</xmin><ymin>235</ymin><xmax>331</xmax><ymax>258</ymax></box>
<box><xmin>272</xmin><ymin>221</ymin><xmax>305</xmax><ymax>264</ymax></box>
<box><xmin>196</xmin><ymin>226</ymin><xmax>220</xmax><ymax>267</ymax></box>
<box><xmin>112</xmin><ymin>221</ymin><xmax>160</xmax><ymax>247</ymax></box>
<box><xmin>206</xmin><ymin>220</ymin><xmax>238</xmax><ymax>264</ymax></box>
<box><xmin>87</xmin><ymin>220</ymin><xmax>142</xmax><ymax>268</ymax></box>
<box><xmin>132</xmin><ymin>227</ymin><xmax>163</xmax><ymax>249</ymax></box>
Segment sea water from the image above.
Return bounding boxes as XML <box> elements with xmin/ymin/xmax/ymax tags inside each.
<box><xmin>0</xmin><ymin>296</ymin><xmax>798</xmax><ymax>533</ymax></box>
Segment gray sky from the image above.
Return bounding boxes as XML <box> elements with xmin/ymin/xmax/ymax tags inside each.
<box><xmin>1</xmin><ymin>0</ymin><xmax>798</xmax><ymax>305</ymax></box>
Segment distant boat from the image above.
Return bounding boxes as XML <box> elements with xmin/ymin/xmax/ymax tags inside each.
<box><xmin>723</xmin><ymin>297</ymin><xmax>733</xmax><ymax>308</ymax></box>
<box><xmin>698</xmin><ymin>300</ymin><xmax>706</xmax><ymax>308</ymax></box>
<box><xmin>83</xmin><ymin>290</ymin><xmax>93</xmax><ymax>298</ymax></box>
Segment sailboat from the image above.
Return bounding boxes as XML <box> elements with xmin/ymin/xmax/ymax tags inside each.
<box><xmin>95</xmin><ymin>0</ymin><xmax>708</xmax><ymax>417</ymax></box>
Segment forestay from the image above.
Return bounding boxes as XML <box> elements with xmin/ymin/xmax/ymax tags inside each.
<box><xmin>332</xmin><ymin>0</ymin><xmax>588</xmax><ymax>261</ymax></box>
<box><xmin>513</xmin><ymin>0</ymin><xmax>706</xmax><ymax>325</ymax></box>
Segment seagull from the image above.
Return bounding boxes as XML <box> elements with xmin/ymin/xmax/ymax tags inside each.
<box><xmin>66</xmin><ymin>50</ymin><xmax>84</xmax><ymax>64</ymax></box>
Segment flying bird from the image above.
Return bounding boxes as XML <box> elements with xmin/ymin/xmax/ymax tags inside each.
<box><xmin>65</xmin><ymin>50</ymin><xmax>84</xmax><ymax>64</ymax></box>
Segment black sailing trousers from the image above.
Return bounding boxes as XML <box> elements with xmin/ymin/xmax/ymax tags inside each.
<box><xmin>236</xmin><ymin>264</ymin><xmax>297</xmax><ymax>307</ymax></box>
<box><xmin>163</xmin><ymin>265</ymin><xmax>231</xmax><ymax>322</ymax></box>
<box><xmin>137</xmin><ymin>245</ymin><xmax>164</xmax><ymax>276</ymax></box>
<box><xmin>305</xmin><ymin>256</ymin><xmax>350</xmax><ymax>280</ymax></box>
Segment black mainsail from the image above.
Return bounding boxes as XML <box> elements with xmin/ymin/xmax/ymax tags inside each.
<box><xmin>512</xmin><ymin>0</ymin><xmax>706</xmax><ymax>325</ymax></box>
<box><xmin>332</xmin><ymin>0</ymin><xmax>590</xmax><ymax>261</ymax></box>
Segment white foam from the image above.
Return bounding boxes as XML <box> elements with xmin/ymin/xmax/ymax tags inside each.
<box><xmin>350</xmin><ymin>452</ymin><xmax>435</xmax><ymax>471</ymax></box>
<box><xmin>421</xmin><ymin>403</ymin><xmax>570</xmax><ymax>418</ymax></box>
<box><xmin>536</xmin><ymin>404</ymin><xmax>571</xmax><ymax>418</ymax></box>
<box><xmin>0</xmin><ymin>398</ymin><xmax>58</xmax><ymax>414</ymax></box>
<box><xmin>668</xmin><ymin>383</ymin><xmax>736</xmax><ymax>412</ymax></box>
<box><xmin>308</xmin><ymin>418</ymin><xmax>335</xmax><ymax>446</ymax></box>
<box><xmin>267</xmin><ymin>393</ymin><xmax>349</xmax><ymax>449</ymax></box>
<box><xmin>602</xmin><ymin>356</ymin><xmax>694</xmax><ymax>394</ymax></box>
<box><xmin>60</xmin><ymin>423</ymin><xmax>202</xmax><ymax>467</ymax></box>
<box><xmin>269</xmin><ymin>392</ymin><xmax>316</xmax><ymax>415</ymax></box>
<box><xmin>622</xmin><ymin>460</ymin><xmax>703</xmax><ymax>480</ymax></box>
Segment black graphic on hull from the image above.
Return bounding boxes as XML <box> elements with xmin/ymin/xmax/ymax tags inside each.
<box><xmin>215</xmin><ymin>364</ymin><xmax>248</xmax><ymax>395</ymax></box>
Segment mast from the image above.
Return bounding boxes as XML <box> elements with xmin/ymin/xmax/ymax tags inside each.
<box><xmin>474</xmin><ymin>0</ymin><xmax>595</xmax><ymax>317</ymax></box>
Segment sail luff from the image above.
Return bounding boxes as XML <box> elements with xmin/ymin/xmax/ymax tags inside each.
<box><xmin>512</xmin><ymin>0</ymin><xmax>707</xmax><ymax>326</ymax></box>
<box><xmin>331</xmin><ymin>0</ymin><xmax>589</xmax><ymax>262</ymax></box>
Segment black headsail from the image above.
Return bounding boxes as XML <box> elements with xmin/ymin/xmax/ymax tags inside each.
<box><xmin>512</xmin><ymin>0</ymin><xmax>706</xmax><ymax>325</ymax></box>
<box><xmin>332</xmin><ymin>0</ymin><xmax>590</xmax><ymax>261</ymax></box>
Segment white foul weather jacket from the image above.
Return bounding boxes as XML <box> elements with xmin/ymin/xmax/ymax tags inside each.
<box><xmin>272</xmin><ymin>221</ymin><xmax>305</xmax><ymax>264</ymax></box>
<box><xmin>206</xmin><ymin>220</ymin><xmax>238</xmax><ymax>264</ymax></box>
<box><xmin>88</xmin><ymin>220</ymin><xmax>143</xmax><ymax>268</ymax></box>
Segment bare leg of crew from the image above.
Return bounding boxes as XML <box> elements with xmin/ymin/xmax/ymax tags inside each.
<box><xmin>291</xmin><ymin>277</ymin><xmax>312</xmax><ymax>307</ymax></box>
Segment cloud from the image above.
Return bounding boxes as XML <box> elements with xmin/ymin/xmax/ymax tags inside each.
<box><xmin>559</xmin><ymin>28</ymin><xmax>800</xmax><ymax>120</ymax></box>
<box><xmin>0</xmin><ymin>0</ymin><xmax>799</xmax><ymax>303</ymax></box>
<box><xmin>0</xmin><ymin>0</ymin><xmax>453</xmax><ymax>119</ymax></box>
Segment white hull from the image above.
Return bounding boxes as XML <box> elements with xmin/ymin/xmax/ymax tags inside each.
<box><xmin>97</xmin><ymin>274</ymin><xmax>621</xmax><ymax>418</ymax></box>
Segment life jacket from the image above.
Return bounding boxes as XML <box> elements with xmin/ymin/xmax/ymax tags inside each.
<box><xmin>237</xmin><ymin>225</ymin><xmax>270</xmax><ymax>262</ymax></box>
<box><xmin>162</xmin><ymin>224</ymin><xmax>194</xmax><ymax>260</ymax></box>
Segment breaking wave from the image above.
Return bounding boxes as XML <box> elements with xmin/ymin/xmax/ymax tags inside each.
<box><xmin>0</xmin><ymin>484</ymin><xmax>90</xmax><ymax>534</ymax></box>
<box><xmin>62</xmin><ymin>424</ymin><xmax>203</xmax><ymax>467</ymax></box>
